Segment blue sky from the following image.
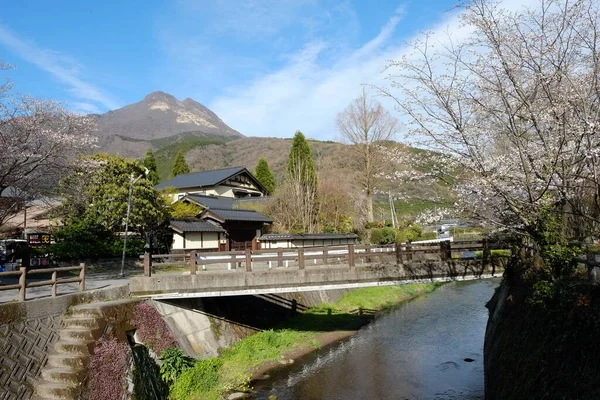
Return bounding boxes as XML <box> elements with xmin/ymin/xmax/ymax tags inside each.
<box><xmin>0</xmin><ymin>0</ymin><xmax>518</xmax><ymax>140</ymax></box>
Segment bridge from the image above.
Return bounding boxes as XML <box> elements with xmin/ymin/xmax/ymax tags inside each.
<box><xmin>130</xmin><ymin>240</ymin><xmax>508</xmax><ymax>299</ymax></box>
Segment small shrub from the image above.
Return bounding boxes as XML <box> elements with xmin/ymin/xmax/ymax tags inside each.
<box><xmin>169</xmin><ymin>358</ymin><xmax>223</xmax><ymax>400</ymax></box>
<box><xmin>159</xmin><ymin>348</ymin><xmax>195</xmax><ymax>386</ymax></box>
<box><xmin>85</xmin><ymin>338</ymin><xmax>130</xmax><ymax>400</ymax></box>
<box><xmin>132</xmin><ymin>303</ymin><xmax>177</xmax><ymax>355</ymax></box>
<box><xmin>370</xmin><ymin>227</ymin><xmax>396</xmax><ymax>244</ymax></box>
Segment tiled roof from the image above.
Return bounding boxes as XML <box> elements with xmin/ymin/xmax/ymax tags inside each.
<box><xmin>207</xmin><ymin>208</ymin><xmax>273</xmax><ymax>223</ymax></box>
<box><xmin>169</xmin><ymin>219</ymin><xmax>226</xmax><ymax>233</ymax></box>
<box><xmin>186</xmin><ymin>194</ymin><xmax>235</xmax><ymax>209</ymax></box>
<box><xmin>259</xmin><ymin>233</ymin><xmax>359</xmax><ymax>241</ymax></box>
<box><xmin>155</xmin><ymin>166</ymin><xmax>267</xmax><ymax>193</ymax></box>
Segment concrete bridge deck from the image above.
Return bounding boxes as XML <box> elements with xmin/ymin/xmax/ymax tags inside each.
<box><xmin>131</xmin><ymin>241</ymin><xmax>506</xmax><ymax>299</ymax></box>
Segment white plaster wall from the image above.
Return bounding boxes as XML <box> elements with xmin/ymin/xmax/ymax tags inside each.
<box><xmin>203</xmin><ymin>232</ymin><xmax>219</xmax><ymax>248</ymax></box>
<box><xmin>186</xmin><ymin>232</ymin><xmax>203</xmax><ymax>248</ymax></box>
<box><xmin>172</xmin><ymin>233</ymin><xmax>184</xmax><ymax>250</ymax></box>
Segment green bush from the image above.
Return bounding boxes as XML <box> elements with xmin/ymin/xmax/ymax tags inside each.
<box><xmin>169</xmin><ymin>358</ymin><xmax>223</xmax><ymax>400</ymax></box>
<box><xmin>159</xmin><ymin>348</ymin><xmax>194</xmax><ymax>386</ymax></box>
<box><xmin>50</xmin><ymin>219</ymin><xmax>145</xmax><ymax>260</ymax></box>
<box><xmin>370</xmin><ymin>227</ymin><xmax>397</xmax><ymax>244</ymax></box>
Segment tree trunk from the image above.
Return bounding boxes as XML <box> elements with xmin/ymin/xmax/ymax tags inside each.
<box><xmin>366</xmin><ymin>191</ymin><xmax>374</xmax><ymax>222</ymax></box>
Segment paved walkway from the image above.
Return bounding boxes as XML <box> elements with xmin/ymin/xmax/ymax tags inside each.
<box><xmin>0</xmin><ymin>267</ymin><xmax>139</xmax><ymax>303</ymax></box>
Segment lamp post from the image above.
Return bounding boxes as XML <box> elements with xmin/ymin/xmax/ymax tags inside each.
<box><xmin>120</xmin><ymin>168</ymin><xmax>149</xmax><ymax>278</ymax></box>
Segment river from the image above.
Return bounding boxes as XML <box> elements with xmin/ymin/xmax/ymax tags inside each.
<box><xmin>254</xmin><ymin>279</ymin><xmax>499</xmax><ymax>400</ymax></box>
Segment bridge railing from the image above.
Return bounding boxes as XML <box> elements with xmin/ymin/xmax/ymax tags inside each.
<box><xmin>0</xmin><ymin>264</ymin><xmax>85</xmax><ymax>301</ymax></box>
<box><xmin>140</xmin><ymin>240</ymin><xmax>509</xmax><ymax>277</ymax></box>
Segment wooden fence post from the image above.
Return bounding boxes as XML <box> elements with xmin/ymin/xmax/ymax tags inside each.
<box><xmin>51</xmin><ymin>271</ymin><xmax>57</xmax><ymax>297</ymax></box>
<box><xmin>483</xmin><ymin>239</ymin><xmax>491</xmax><ymax>271</ymax></box>
<box><xmin>348</xmin><ymin>244</ymin><xmax>355</xmax><ymax>267</ymax></box>
<box><xmin>189</xmin><ymin>251</ymin><xmax>197</xmax><ymax>275</ymax></box>
<box><xmin>143</xmin><ymin>252</ymin><xmax>152</xmax><ymax>277</ymax></box>
<box><xmin>365</xmin><ymin>245</ymin><xmax>371</xmax><ymax>263</ymax></box>
<box><xmin>229</xmin><ymin>254</ymin><xmax>236</xmax><ymax>270</ymax></box>
<box><xmin>277</xmin><ymin>249</ymin><xmax>283</xmax><ymax>268</ymax></box>
<box><xmin>18</xmin><ymin>267</ymin><xmax>27</xmax><ymax>301</ymax></box>
<box><xmin>79</xmin><ymin>263</ymin><xmax>85</xmax><ymax>292</ymax></box>
<box><xmin>245</xmin><ymin>249</ymin><xmax>252</xmax><ymax>272</ymax></box>
<box><xmin>440</xmin><ymin>241</ymin><xmax>451</xmax><ymax>261</ymax></box>
<box><xmin>323</xmin><ymin>247</ymin><xmax>329</xmax><ymax>265</ymax></box>
<box><xmin>406</xmin><ymin>244</ymin><xmax>413</xmax><ymax>262</ymax></box>
<box><xmin>298</xmin><ymin>248</ymin><xmax>305</xmax><ymax>270</ymax></box>
<box><xmin>395</xmin><ymin>243</ymin><xmax>402</xmax><ymax>265</ymax></box>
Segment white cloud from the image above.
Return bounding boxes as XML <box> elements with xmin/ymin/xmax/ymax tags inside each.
<box><xmin>0</xmin><ymin>24</ymin><xmax>119</xmax><ymax>111</ymax></box>
<box><xmin>70</xmin><ymin>101</ymin><xmax>102</xmax><ymax>114</ymax></box>
<box><xmin>208</xmin><ymin>0</ymin><xmax>540</xmax><ymax>140</ymax></box>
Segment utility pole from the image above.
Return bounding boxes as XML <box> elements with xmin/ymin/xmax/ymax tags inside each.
<box><xmin>120</xmin><ymin>169</ymin><xmax>149</xmax><ymax>278</ymax></box>
<box><xmin>388</xmin><ymin>191</ymin><xmax>397</xmax><ymax>229</ymax></box>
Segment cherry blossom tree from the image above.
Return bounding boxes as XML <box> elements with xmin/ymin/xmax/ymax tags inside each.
<box><xmin>382</xmin><ymin>0</ymin><xmax>600</xmax><ymax>260</ymax></box>
<box><xmin>0</xmin><ymin>63</ymin><xmax>97</xmax><ymax>229</ymax></box>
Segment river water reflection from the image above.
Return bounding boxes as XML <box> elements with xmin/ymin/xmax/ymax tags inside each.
<box><xmin>254</xmin><ymin>279</ymin><xmax>500</xmax><ymax>400</ymax></box>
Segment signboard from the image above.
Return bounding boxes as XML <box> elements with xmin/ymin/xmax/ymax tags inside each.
<box><xmin>27</xmin><ymin>233</ymin><xmax>52</xmax><ymax>248</ymax></box>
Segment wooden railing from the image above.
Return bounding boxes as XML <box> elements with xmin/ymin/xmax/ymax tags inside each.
<box><xmin>0</xmin><ymin>264</ymin><xmax>85</xmax><ymax>301</ymax></box>
<box><xmin>141</xmin><ymin>240</ymin><xmax>508</xmax><ymax>277</ymax></box>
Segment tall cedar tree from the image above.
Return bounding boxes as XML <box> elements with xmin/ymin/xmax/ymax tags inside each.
<box><xmin>255</xmin><ymin>157</ymin><xmax>275</xmax><ymax>194</ymax></box>
<box><xmin>171</xmin><ymin>150</ymin><xmax>190</xmax><ymax>178</ymax></box>
<box><xmin>286</xmin><ymin>131</ymin><xmax>317</xmax><ymax>189</ymax></box>
<box><xmin>142</xmin><ymin>149</ymin><xmax>160</xmax><ymax>185</ymax></box>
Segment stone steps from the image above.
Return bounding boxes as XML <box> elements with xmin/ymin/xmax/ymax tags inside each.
<box><xmin>35</xmin><ymin>298</ymin><xmax>140</xmax><ymax>399</ymax></box>
<box><xmin>54</xmin><ymin>340</ymin><xmax>93</xmax><ymax>356</ymax></box>
<box><xmin>58</xmin><ymin>327</ymin><xmax>94</xmax><ymax>342</ymax></box>
<box><xmin>46</xmin><ymin>353</ymin><xmax>89</xmax><ymax>370</ymax></box>
<box><xmin>41</xmin><ymin>367</ymin><xmax>85</xmax><ymax>384</ymax></box>
<box><xmin>62</xmin><ymin>316</ymin><xmax>99</xmax><ymax>330</ymax></box>
<box><xmin>35</xmin><ymin>382</ymin><xmax>79</xmax><ymax>400</ymax></box>
<box><xmin>34</xmin><ymin>310</ymin><xmax>102</xmax><ymax>399</ymax></box>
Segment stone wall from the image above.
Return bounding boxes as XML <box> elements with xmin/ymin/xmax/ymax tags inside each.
<box><xmin>0</xmin><ymin>285</ymin><xmax>130</xmax><ymax>400</ymax></box>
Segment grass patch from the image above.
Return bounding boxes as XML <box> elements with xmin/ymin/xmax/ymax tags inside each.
<box><xmin>169</xmin><ymin>282</ymin><xmax>441</xmax><ymax>399</ymax></box>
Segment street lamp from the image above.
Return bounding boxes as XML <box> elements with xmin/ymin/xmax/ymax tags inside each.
<box><xmin>120</xmin><ymin>168</ymin><xmax>149</xmax><ymax>278</ymax></box>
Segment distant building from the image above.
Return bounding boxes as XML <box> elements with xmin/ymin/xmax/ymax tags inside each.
<box><xmin>157</xmin><ymin>167</ymin><xmax>272</xmax><ymax>252</ymax></box>
<box><xmin>156</xmin><ymin>166</ymin><xmax>269</xmax><ymax>200</ymax></box>
<box><xmin>258</xmin><ymin>233</ymin><xmax>359</xmax><ymax>249</ymax></box>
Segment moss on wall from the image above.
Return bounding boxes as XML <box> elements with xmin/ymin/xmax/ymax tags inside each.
<box><xmin>484</xmin><ymin>281</ymin><xmax>600</xmax><ymax>400</ymax></box>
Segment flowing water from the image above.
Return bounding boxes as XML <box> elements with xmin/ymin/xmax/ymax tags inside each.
<box><xmin>254</xmin><ymin>279</ymin><xmax>499</xmax><ymax>400</ymax></box>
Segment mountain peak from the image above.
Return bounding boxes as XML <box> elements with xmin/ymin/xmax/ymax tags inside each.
<box><xmin>144</xmin><ymin>91</ymin><xmax>178</xmax><ymax>102</ymax></box>
<box><xmin>95</xmin><ymin>91</ymin><xmax>243</xmax><ymax>144</ymax></box>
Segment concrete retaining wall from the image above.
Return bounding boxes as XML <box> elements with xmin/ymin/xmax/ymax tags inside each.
<box><xmin>0</xmin><ymin>285</ymin><xmax>130</xmax><ymax>400</ymax></box>
<box><xmin>153</xmin><ymin>289</ymin><xmax>350</xmax><ymax>358</ymax></box>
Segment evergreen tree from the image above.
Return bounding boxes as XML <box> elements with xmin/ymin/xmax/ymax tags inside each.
<box><xmin>286</xmin><ymin>131</ymin><xmax>317</xmax><ymax>189</ymax></box>
<box><xmin>255</xmin><ymin>157</ymin><xmax>275</xmax><ymax>194</ymax></box>
<box><xmin>142</xmin><ymin>149</ymin><xmax>160</xmax><ymax>185</ymax></box>
<box><xmin>171</xmin><ymin>150</ymin><xmax>190</xmax><ymax>178</ymax></box>
<box><xmin>284</xmin><ymin>131</ymin><xmax>318</xmax><ymax>232</ymax></box>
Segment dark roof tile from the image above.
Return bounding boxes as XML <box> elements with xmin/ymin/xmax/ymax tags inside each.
<box><xmin>207</xmin><ymin>208</ymin><xmax>272</xmax><ymax>223</ymax></box>
<box><xmin>169</xmin><ymin>219</ymin><xmax>226</xmax><ymax>233</ymax></box>
<box><xmin>155</xmin><ymin>166</ymin><xmax>246</xmax><ymax>190</ymax></box>
<box><xmin>259</xmin><ymin>233</ymin><xmax>358</xmax><ymax>241</ymax></box>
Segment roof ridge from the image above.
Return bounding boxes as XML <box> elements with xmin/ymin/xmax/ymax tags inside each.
<box><xmin>190</xmin><ymin>165</ymin><xmax>245</xmax><ymax>174</ymax></box>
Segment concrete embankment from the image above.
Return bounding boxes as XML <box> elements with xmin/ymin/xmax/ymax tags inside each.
<box><xmin>152</xmin><ymin>289</ymin><xmax>354</xmax><ymax>358</ymax></box>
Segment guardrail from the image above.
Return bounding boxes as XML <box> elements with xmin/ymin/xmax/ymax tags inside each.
<box><xmin>140</xmin><ymin>240</ymin><xmax>508</xmax><ymax>277</ymax></box>
<box><xmin>0</xmin><ymin>263</ymin><xmax>85</xmax><ymax>301</ymax></box>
